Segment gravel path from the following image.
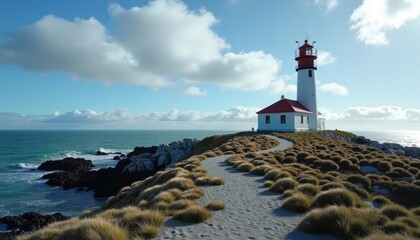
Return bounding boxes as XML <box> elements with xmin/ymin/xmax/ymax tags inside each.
<box><xmin>158</xmin><ymin>135</ymin><xmax>336</xmax><ymax>240</ymax></box>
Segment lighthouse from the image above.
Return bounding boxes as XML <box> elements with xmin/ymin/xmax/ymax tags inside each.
<box><xmin>295</xmin><ymin>40</ymin><xmax>318</xmax><ymax>131</ymax></box>
<box><xmin>256</xmin><ymin>39</ymin><xmax>326</xmax><ymax>132</ymax></box>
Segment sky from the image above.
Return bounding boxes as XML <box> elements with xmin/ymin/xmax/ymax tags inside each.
<box><xmin>0</xmin><ymin>0</ymin><xmax>419</xmax><ymax>131</ymax></box>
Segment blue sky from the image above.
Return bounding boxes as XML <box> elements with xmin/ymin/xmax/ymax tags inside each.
<box><xmin>0</xmin><ymin>0</ymin><xmax>419</xmax><ymax>130</ymax></box>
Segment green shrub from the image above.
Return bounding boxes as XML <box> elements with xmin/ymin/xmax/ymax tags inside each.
<box><xmin>312</xmin><ymin>189</ymin><xmax>362</xmax><ymax>208</ymax></box>
<box><xmin>381</xmin><ymin>204</ymin><xmax>410</xmax><ymax>220</ymax></box>
<box><xmin>269</xmin><ymin>178</ymin><xmax>299</xmax><ymax>193</ymax></box>
<box><xmin>173</xmin><ymin>205</ymin><xmax>212</xmax><ymax>223</ymax></box>
<box><xmin>281</xmin><ymin>193</ymin><xmax>312</xmax><ymax>212</ymax></box>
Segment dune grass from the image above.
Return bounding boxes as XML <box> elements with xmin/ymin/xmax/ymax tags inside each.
<box><xmin>312</xmin><ymin>188</ymin><xmax>364</xmax><ymax>208</ymax></box>
<box><xmin>298</xmin><ymin>206</ymin><xmax>383</xmax><ymax>239</ymax></box>
<box><xmin>173</xmin><ymin>205</ymin><xmax>212</xmax><ymax>223</ymax></box>
<box><xmin>205</xmin><ymin>200</ymin><xmax>226</xmax><ymax>211</ymax></box>
<box><xmin>208</xmin><ymin>177</ymin><xmax>225</xmax><ymax>185</ymax></box>
<box><xmin>380</xmin><ymin>204</ymin><xmax>411</xmax><ymax>220</ymax></box>
<box><xmin>281</xmin><ymin>192</ymin><xmax>313</xmax><ymax>212</ymax></box>
<box><xmin>236</xmin><ymin>162</ymin><xmax>255</xmax><ymax>172</ymax></box>
<box><xmin>269</xmin><ymin>178</ymin><xmax>299</xmax><ymax>193</ymax></box>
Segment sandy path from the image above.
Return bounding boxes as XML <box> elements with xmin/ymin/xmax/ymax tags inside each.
<box><xmin>158</xmin><ymin>135</ymin><xmax>336</xmax><ymax>240</ymax></box>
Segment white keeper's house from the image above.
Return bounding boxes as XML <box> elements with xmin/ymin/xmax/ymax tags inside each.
<box><xmin>257</xmin><ymin>39</ymin><xmax>326</xmax><ymax>132</ymax></box>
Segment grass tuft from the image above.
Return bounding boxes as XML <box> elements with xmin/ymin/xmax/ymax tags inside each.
<box><xmin>208</xmin><ymin>177</ymin><xmax>225</xmax><ymax>185</ymax></box>
<box><xmin>298</xmin><ymin>206</ymin><xmax>382</xmax><ymax>239</ymax></box>
<box><xmin>205</xmin><ymin>200</ymin><xmax>226</xmax><ymax>211</ymax></box>
<box><xmin>269</xmin><ymin>178</ymin><xmax>299</xmax><ymax>193</ymax></box>
<box><xmin>312</xmin><ymin>188</ymin><xmax>362</xmax><ymax>208</ymax></box>
<box><xmin>281</xmin><ymin>192</ymin><xmax>312</xmax><ymax>212</ymax></box>
<box><xmin>236</xmin><ymin>162</ymin><xmax>255</xmax><ymax>172</ymax></box>
<box><xmin>173</xmin><ymin>205</ymin><xmax>212</xmax><ymax>223</ymax></box>
<box><xmin>380</xmin><ymin>204</ymin><xmax>410</xmax><ymax>220</ymax></box>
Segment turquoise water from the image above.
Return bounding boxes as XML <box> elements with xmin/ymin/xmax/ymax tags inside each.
<box><xmin>0</xmin><ymin>130</ymin><xmax>232</xmax><ymax>217</ymax></box>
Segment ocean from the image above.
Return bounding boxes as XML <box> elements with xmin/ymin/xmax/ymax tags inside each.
<box><xmin>0</xmin><ymin>130</ymin><xmax>233</xmax><ymax>218</ymax></box>
<box><xmin>0</xmin><ymin>130</ymin><xmax>418</xmax><ymax>219</ymax></box>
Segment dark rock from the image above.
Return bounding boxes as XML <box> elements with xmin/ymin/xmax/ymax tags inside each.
<box><xmin>113</xmin><ymin>156</ymin><xmax>121</xmax><ymax>160</ymax></box>
<box><xmin>0</xmin><ymin>212</ymin><xmax>69</xmax><ymax>238</ymax></box>
<box><xmin>42</xmin><ymin>171</ymin><xmax>83</xmax><ymax>189</ymax></box>
<box><xmin>96</xmin><ymin>151</ymin><xmax>122</xmax><ymax>156</ymax></box>
<box><xmin>38</xmin><ymin>157</ymin><xmax>93</xmax><ymax>173</ymax></box>
<box><xmin>126</xmin><ymin>146</ymin><xmax>158</xmax><ymax>159</ymax></box>
<box><xmin>39</xmin><ymin>157</ymin><xmax>93</xmax><ymax>189</ymax></box>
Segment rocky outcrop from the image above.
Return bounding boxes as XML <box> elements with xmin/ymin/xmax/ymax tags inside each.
<box><xmin>124</xmin><ymin>138</ymin><xmax>198</xmax><ymax>173</ymax></box>
<box><xmin>321</xmin><ymin>132</ymin><xmax>420</xmax><ymax>160</ymax></box>
<box><xmin>37</xmin><ymin>139</ymin><xmax>198</xmax><ymax>198</ymax></box>
<box><xmin>38</xmin><ymin>157</ymin><xmax>93</xmax><ymax>172</ymax></box>
<box><xmin>353</xmin><ymin>136</ymin><xmax>420</xmax><ymax>159</ymax></box>
<box><xmin>96</xmin><ymin>150</ymin><xmax>122</xmax><ymax>156</ymax></box>
<box><xmin>38</xmin><ymin>157</ymin><xmax>93</xmax><ymax>189</ymax></box>
<box><xmin>0</xmin><ymin>212</ymin><xmax>69</xmax><ymax>239</ymax></box>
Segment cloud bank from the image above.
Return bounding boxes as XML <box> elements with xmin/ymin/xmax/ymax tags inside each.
<box><xmin>350</xmin><ymin>0</ymin><xmax>420</xmax><ymax>45</ymax></box>
<box><xmin>0</xmin><ymin>0</ymin><xmax>285</xmax><ymax>92</ymax></box>
<box><xmin>1</xmin><ymin>106</ymin><xmax>419</xmax><ymax>130</ymax></box>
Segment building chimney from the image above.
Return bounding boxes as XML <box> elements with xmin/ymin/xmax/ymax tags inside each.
<box><xmin>281</xmin><ymin>95</ymin><xmax>285</xmax><ymax>100</ymax></box>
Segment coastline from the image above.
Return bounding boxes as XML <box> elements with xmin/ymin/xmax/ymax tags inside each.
<box><xmin>0</xmin><ymin>131</ymin><xmax>420</xmax><ymax>240</ymax></box>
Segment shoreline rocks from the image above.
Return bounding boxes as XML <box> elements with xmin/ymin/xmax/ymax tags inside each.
<box><xmin>38</xmin><ymin>157</ymin><xmax>94</xmax><ymax>189</ymax></box>
<box><xmin>321</xmin><ymin>132</ymin><xmax>420</xmax><ymax>160</ymax></box>
<box><xmin>0</xmin><ymin>212</ymin><xmax>69</xmax><ymax>240</ymax></box>
<box><xmin>37</xmin><ymin>138</ymin><xmax>199</xmax><ymax>198</ymax></box>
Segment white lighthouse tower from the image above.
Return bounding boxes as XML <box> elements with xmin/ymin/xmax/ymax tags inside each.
<box><xmin>295</xmin><ymin>40</ymin><xmax>318</xmax><ymax>131</ymax></box>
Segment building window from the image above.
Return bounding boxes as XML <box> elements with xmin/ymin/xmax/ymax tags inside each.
<box><xmin>308</xmin><ymin>70</ymin><xmax>313</xmax><ymax>77</ymax></box>
<box><xmin>280</xmin><ymin>115</ymin><xmax>286</xmax><ymax>124</ymax></box>
<box><xmin>265</xmin><ymin>115</ymin><xmax>270</xmax><ymax>124</ymax></box>
<box><xmin>307</xmin><ymin>116</ymin><xmax>309</xmax><ymax>124</ymax></box>
<box><xmin>301</xmin><ymin>115</ymin><xmax>304</xmax><ymax>124</ymax></box>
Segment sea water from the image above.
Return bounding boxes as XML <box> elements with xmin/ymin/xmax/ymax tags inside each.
<box><xmin>0</xmin><ymin>130</ymin><xmax>232</xmax><ymax>217</ymax></box>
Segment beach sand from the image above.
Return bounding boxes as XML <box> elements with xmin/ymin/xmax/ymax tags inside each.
<box><xmin>158</xmin><ymin>135</ymin><xmax>337</xmax><ymax>240</ymax></box>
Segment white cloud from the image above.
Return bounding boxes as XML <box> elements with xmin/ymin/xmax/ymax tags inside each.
<box><xmin>184</xmin><ymin>86</ymin><xmax>207</xmax><ymax>96</ymax></box>
<box><xmin>268</xmin><ymin>74</ymin><xmax>297</xmax><ymax>96</ymax></box>
<box><xmin>319</xmin><ymin>82</ymin><xmax>348</xmax><ymax>95</ymax></box>
<box><xmin>317</xmin><ymin>50</ymin><xmax>336</xmax><ymax>66</ymax></box>
<box><xmin>0</xmin><ymin>0</ymin><xmax>281</xmax><ymax>92</ymax></box>
<box><xmin>321</xmin><ymin>106</ymin><xmax>420</xmax><ymax>121</ymax></box>
<box><xmin>314</xmin><ymin>0</ymin><xmax>339</xmax><ymax>11</ymax></box>
<box><xmin>350</xmin><ymin>0</ymin><xmax>420</xmax><ymax>45</ymax></box>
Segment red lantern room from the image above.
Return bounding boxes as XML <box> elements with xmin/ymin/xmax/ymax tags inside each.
<box><xmin>295</xmin><ymin>40</ymin><xmax>317</xmax><ymax>71</ymax></box>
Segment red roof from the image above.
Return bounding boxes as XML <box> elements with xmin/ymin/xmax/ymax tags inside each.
<box><xmin>257</xmin><ymin>98</ymin><xmax>312</xmax><ymax>114</ymax></box>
